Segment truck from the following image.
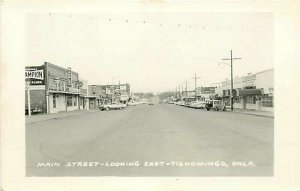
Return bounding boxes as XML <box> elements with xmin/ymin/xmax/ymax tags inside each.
<box><xmin>204</xmin><ymin>100</ymin><xmax>225</xmax><ymax>111</ymax></box>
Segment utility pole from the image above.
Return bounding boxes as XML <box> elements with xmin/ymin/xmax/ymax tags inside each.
<box><xmin>119</xmin><ymin>80</ymin><xmax>121</xmax><ymax>103</ymax></box>
<box><xmin>185</xmin><ymin>80</ymin><xmax>188</xmax><ymax>103</ymax></box>
<box><xmin>222</xmin><ymin>50</ymin><xmax>242</xmax><ymax>111</ymax></box>
<box><xmin>191</xmin><ymin>73</ymin><xmax>201</xmax><ymax>98</ymax></box>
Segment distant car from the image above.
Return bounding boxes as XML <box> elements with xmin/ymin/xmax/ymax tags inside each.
<box><xmin>127</xmin><ymin>102</ymin><xmax>138</xmax><ymax>106</ymax></box>
<box><xmin>193</xmin><ymin>101</ymin><xmax>206</xmax><ymax>109</ymax></box>
<box><xmin>178</xmin><ymin>101</ymin><xmax>185</xmax><ymax>106</ymax></box>
<box><xmin>184</xmin><ymin>102</ymin><xmax>191</xmax><ymax>107</ymax></box>
<box><xmin>99</xmin><ymin>102</ymin><xmax>127</xmax><ymax>111</ymax></box>
<box><xmin>204</xmin><ymin>100</ymin><xmax>223</xmax><ymax>111</ymax></box>
<box><xmin>189</xmin><ymin>101</ymin><xmax>197</xmax><ymax>108</ymax></box>
<box><xmin>148</xmin><ymin>102</ymin><xmax>154</xmax><ymax>105</ymax></box>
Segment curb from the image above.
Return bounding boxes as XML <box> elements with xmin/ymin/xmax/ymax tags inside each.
<box><xmin>26</xmin><ymin>109</ymin><xmax>100</xmax><ymax>125</ymax></box>
<box><xmin>230</xmin><ymin>111</ymin><xmax>274</xmax><ymax>118</ymax></box>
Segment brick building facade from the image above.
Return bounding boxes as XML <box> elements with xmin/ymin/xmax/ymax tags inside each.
<box><xmin>25</xmin><ymin>62</ymin><xmax>88</xmax><ymax>114</ymax></box>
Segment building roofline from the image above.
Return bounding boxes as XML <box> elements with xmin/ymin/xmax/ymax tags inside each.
<box><xmin>44</xmin><ymin>62</ymin><xmax>79</xmax><ymax>75</ymax></box>
<box><xmin>254</xmin><ymin>68</ymin><xmax>274</xmax><ymax>75</ymax></box>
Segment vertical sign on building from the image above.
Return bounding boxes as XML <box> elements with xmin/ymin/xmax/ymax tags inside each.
<box><xmin>93</xmin><ymin>85</ymin><xmax>96</xmax><ymax>94</ymax></box>
<box><xmin>67</xmin><ymin>67</ymin><xmax>72</xmax><ymax>87</ymax></box>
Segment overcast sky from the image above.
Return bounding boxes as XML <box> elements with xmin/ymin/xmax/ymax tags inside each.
<box><xmin>26</xmin><ymin>12</ymin><xmax>273</xmax><ymax>93</ymax></box>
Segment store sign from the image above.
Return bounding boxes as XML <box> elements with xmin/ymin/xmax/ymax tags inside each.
<box><xmin>67</xmin><ymin>87</ymin><xmax>80</xmax><ymax>94</ymax></box>
<box><xmin>67</xmin><ymin>67</ymin><xmax>72</xmax><ymax>87</ymax></box>
<box><xmin>25</xmin><ymin>66</ymin><xmax>45</xmax><ymax>85</ymax></box>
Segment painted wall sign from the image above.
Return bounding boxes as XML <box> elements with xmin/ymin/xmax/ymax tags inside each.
<box><xmin>25</xmin><ymin>66</ymin><xmax>45</xmax><ymax>85</ymax></box>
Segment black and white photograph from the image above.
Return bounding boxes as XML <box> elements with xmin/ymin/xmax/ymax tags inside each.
<box><xmin>25</xmin><ymin>11</ymin><xmax>275</xmax><ymax>177</ymax></box>
<box><xmin>1</xmin><ymin>0</ymin><xmax>300</xmax><ymax>191</ymax></box>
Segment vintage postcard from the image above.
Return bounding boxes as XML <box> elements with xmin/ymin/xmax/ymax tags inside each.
<box><xmin>1</xmin><ymin>0</ymin><xmax>300</xmax><ymax>191</ymax></box>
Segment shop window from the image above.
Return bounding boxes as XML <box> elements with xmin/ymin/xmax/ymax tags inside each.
<box><xmin>233</xmin><ymin>97</ymin><xmax>241</xmax><ymax>104</ymax></box>
<box><xmin>53</xmin><ymin>94</ymin><xmax>56</xmax><ymax>108</ymax></box>
<box><xmin>246</xmin><ymin>96</ymin><xmax>256</xmax><ymax>104</ymax></box>
<box><xmin>262</xmin><ymin>96</ymin><xmax>273</xmax><ymax>107</ymax></box>
<box><xmin>67</xmin><ymin>96</ymin><xmax>72</xmax><ymax>106</ymax></box>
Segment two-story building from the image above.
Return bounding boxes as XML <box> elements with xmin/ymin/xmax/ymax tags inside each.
<box><xmin>87</xmin><ymin>83</ymin><xmax>131</xmax><ymax>108</ymax></box>
<box><xmin>25</xmin><ymin>62</ymin><xmax>88</xmax><ymax>114</ymax></box>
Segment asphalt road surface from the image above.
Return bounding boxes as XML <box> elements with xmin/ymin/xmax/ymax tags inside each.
<box><xmin>26</xmin><ymin>104</ymin><xmax>274</xmax><ymax>176</ymax></box>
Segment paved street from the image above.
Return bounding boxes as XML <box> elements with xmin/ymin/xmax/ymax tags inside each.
<box><xmin>26</xmin><ymin>104</ymin><xmax>274</xmax><ymax>176</ymax></box>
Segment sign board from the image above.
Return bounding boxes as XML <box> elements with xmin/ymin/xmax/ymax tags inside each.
<box><xmin>67</xmin><ymin>67</ymin><xmax>72</xmax><ymax>87</ymax></box>
<box><xmin>92</xmin><ymin>85</ymin><xmax>96</xmax><ymax>94</ymax></box>
<box><xmin>67</xmin><ymin>87</ymin><xmax>80</xmax><ymax>94</ymax></box>
<box><xmin>25</xmin><ymin>66</ymin><xmax>45</xmax><ymax>85</ymax></box>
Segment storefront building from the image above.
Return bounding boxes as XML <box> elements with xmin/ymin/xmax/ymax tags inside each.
<box><xmin>215</xmin><ymin>69</ymin><xmax>274</xmax><ymax>111</ymax></box>
<box><xmin>88</xmin><ymin>83</ymin><xmax>131</xmax><ymax>105</ymax></box>
<box><xmin>196</xmin><ymin>86</ymin><xmax>218</xmax><ymax>101</ymax></box>
<box><xmin>25</xmin><ymin>62</ymin><xmax>87</xmax><ymax>114</ymax></box>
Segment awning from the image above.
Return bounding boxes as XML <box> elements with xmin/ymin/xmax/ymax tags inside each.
<box><xmin>236</xmin><ymin>89</ymin><xmax>263</xmax><ymax>96</ymax></box>
<box><xmin>84</xmin><ymin>96</ymin><xmax>98</xmax><ymax>98</ymax></box>
<box><xmin>48</xmin><ymin>90</ymin><xmax>81</xmax><ymax>95</ymax></box>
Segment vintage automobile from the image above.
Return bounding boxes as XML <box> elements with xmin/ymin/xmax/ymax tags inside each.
<box><xmin>188</xmin><ymin>101</ymin><xmax>196</xmax><ymax>108</ymax></box>
<box><xmin>148</xmin><ymin>101</ymin><xmax>155</xmax><ymax>105</ymax></box>
<box><xmin>99</xmin><ymin>102</ymin><xmax>127</xmax><ymax>111</ymax></box>
<box><xmin>193</xmin><ymin>101</ymin><xmax>206</xmax><ymax>109</ymax></box>
<box><xmin>127</xmin><ymin>101</ymin><xmax>139</xmax><ymax>106</ymax></box>
<box><xmin>204</xmin><ymin>100</ymin><xmax>224</xmax><ymax>111</ymax></box>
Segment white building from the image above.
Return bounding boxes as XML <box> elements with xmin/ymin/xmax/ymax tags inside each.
<box><xmin>215</xmin><ymin>69</ymin><xmax>274</xmax><ymax>111</ymax></box>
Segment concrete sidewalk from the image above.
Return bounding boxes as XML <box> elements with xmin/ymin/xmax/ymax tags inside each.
<box><xmin>26</xmin><ymin>109</ymin><xmax>99</xmax><ymax>124</ymax></box>
<box><xmin>230</xmin><ymin>108</ymin><xmax>274</xmax><ymax>118</ymax></box>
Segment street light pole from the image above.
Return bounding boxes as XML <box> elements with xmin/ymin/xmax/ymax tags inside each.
<box><xmin>222</xmin><ymin>50</ymin><xmax>242</xmax><ymax>111</ymax></box>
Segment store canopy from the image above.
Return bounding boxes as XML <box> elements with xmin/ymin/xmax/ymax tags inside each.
<box><xmin>236</xmin><ymin>89</ymin><xmax>263</xmax><ymax>96</ymax></box>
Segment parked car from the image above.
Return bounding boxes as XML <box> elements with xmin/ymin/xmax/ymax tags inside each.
<box><xmin>127</xmin><ymin>101</ymin><xmax>138</xmax><ymax>106</ymax></box>
<box><xmin>184</xmin><ymin>102</ymin><xmax>191</xmax><ymax>107</ymax></box>
<box><xmin>99</xmin><ymin>102</ymin><xmax>127</xmax><ymax>111</ymax></box>
<box><xmin>148</xmin><ymin>101</ymin><xmax>155</xmax><ymax>105</ymax></box>
<box><xmin>189</xmin><ymin>101</ymin><xmax>197</xmax><ymax>108</ymax></box>
<box><xmin>204</xmin><ymin>100</ymin><xmax>224</xmax><ymax>111</ymax></box>
<box><xmin>193</xmin><ymin>101</ymin><xmax>206</xmax><ymax>109</ymax></box>
<box><xmin>179</xmin><ymin>101</ymin><xmax>185</xmax><ymax>106</ymax></box>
